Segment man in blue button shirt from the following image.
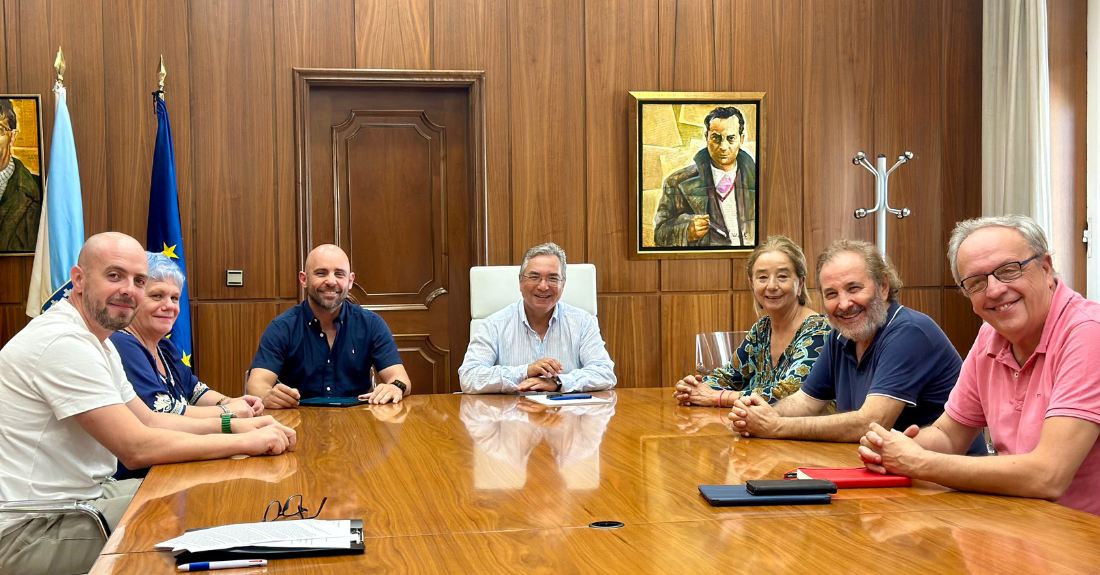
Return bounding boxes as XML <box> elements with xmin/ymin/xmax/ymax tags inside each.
<box><xmin>727</xmin><ymin>239</ymin><xmax>962</xmax><ymax>442</ymax></box>
<box><xmin>246</xmin><ymin>244</ymin><xmax>410</xmax><ymax>408</ymax></box>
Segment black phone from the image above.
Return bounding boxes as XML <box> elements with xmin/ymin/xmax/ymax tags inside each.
<box><xmin>745</xmin><ymin>479</ymin><xmax>837</xmax><ymax>495</ymax></box>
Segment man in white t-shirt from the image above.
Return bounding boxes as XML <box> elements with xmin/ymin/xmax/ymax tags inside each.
<box><xmin>0</xmin><ymin>232</ymin><xmax>298</xmax><ymax>575</ymax></box>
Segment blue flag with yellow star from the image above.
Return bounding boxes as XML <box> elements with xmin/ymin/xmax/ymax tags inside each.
<box><xmin>147</xmin><ymin>92</ymin><xmax>192</xmax><ymax>367</ymax></box>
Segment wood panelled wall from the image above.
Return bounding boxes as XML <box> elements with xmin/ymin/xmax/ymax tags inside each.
<box><xmin>0</xmin><ymin>0</ymin><xmax>1017</xmax><ymax>394</ymax></box>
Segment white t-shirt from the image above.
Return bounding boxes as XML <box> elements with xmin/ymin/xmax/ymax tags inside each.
<box><xmin>0</xmin><ymin>298</ymin><xmax>136</xmax><ymax>503</ymax></box>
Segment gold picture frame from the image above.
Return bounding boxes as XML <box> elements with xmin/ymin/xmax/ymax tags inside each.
<box><xmin>0</xmin><ymin>94</ymin><xmax>45</xmax><ymax>255</ymax></box>
<box><xmin>629</xmin><ymin>92</ymin><xmax>765</xmax><ymax>260</ymax></box>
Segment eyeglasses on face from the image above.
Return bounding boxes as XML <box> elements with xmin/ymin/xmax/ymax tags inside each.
<box><xmin>262</xmin><ymin>494</ymin><xmax>327</xmax><ymax>522</ymax></box>
<box><xmin>958</xmin><ymin>255</ymin><xmax>1040</xmax><ymax>295</ymax></box>
<box><xmin>520</xmin><ymin>273</ymin><xmax>562</xmax><ymax>287</ymax></box>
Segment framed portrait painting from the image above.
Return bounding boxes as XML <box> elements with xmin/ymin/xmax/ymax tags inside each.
<box><xmin>0</xmin><ymin>94</ymin><xmax>44</xmax><ymax>255</ymax></box>
<box><xmin>629</xmin><ymin>92</ymin><xmax>764</xmax><ymax>260</ymax></box>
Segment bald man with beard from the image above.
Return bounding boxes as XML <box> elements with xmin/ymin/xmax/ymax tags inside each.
<box><xmin>0</xmin><ymin>232</ymin><xmax>296</xmax><ymax>575</ymax></box>
<box><xmin>247</xmin><ymin>244</ymin><xmax>411</xmax><ymax>408</ymax></box>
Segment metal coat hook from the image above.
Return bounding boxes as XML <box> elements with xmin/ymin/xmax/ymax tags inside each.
<box><xmin>852</xmin><ymin>151</ymin><xmax>913</xmax><ymax>255</ymax></box>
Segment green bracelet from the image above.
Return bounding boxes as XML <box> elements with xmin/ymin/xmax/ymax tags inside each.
<box><xmin>221</xmin><ymin>412</ymin><xmax>234</xmax><ymax>434</ymax></box>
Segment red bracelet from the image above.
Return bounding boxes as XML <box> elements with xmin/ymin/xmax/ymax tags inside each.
<box><xmin>718</xmin><ymin>390</ymin><xmax>726</xmax><ymax>408</ymax></box>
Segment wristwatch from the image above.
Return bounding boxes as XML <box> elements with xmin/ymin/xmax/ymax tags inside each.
<box><xmin>553</xmin><ymin>375</ymin><xmax>562</xmax><ymax>391</ymax></box>
<box><xmin>388</xmin><ymin>380</ymin><xmax>408</xmax><ymax>394</ymax></box>
<box><xmin>221</xmin><ymin>412</ymin><xmax>237</xmax><ymax>434</ymax></box>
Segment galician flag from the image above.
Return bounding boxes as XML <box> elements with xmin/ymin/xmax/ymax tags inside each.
<box><xmin>26</xmin><ymin>80</ymin><xmax>83</xmax><ymax>317</ymax></box>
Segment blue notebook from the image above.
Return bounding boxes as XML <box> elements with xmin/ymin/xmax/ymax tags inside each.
<box><xmin>698</xmin><ymin>484</ymin><xmax>833</xmax><ymax>507</ymax></box>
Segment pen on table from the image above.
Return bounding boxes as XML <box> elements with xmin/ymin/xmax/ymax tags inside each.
<box><xmin>548</xmin><ymin>394</ymin><xmax>592</xmax><ymax>401</ymax></box>
<box><xmin>177</xmin><ymin>559</ymin><xmax>267</xmax><ymax>571</ymax></box>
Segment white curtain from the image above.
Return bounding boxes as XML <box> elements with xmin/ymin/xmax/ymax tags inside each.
<box><xmin>982</xmin><ymin>0</ymin><xmax>1053</xmax><ymax>236</ymax></box>
<box><xmin>1090</xmin><ymin>0</ymin><xmax>1100</xmax><ymax>300</ymax></box>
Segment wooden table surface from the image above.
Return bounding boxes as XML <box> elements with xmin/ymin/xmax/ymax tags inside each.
<box><xmin>92</xmin><ymin>388</ymin><xmax>1100</xmax><ymax>574</ymax></box>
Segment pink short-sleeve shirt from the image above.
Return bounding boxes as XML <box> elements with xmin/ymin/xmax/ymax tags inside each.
<box><xmin>945</xmin><ymin>281</ymin><xmax>1100</xmax><ymax>515</ymax></box>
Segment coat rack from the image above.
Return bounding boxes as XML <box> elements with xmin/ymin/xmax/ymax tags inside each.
<box><xmin>852</xmin><ymin>151</ymin><xmax>913</xmax><ymax>255</ymax></box>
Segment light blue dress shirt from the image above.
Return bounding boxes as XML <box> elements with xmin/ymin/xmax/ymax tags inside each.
<box><xmin>459</xmin><ymin>300</ymin><xmax>616</xmax><ymax>394</ymax></box>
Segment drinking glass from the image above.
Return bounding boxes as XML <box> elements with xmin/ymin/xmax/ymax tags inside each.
<box><xmin>695</xmin><ymin>331</ymin><xmax>748</xmax><ymax>376</ymax></box>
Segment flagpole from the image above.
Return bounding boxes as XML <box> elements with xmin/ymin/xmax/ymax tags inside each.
<box><xmin>54</xmin><ymin>47</ymin><xmax>65</xmax><ymax>87</ymax></box>
<box><xmin>147</xmin><ymin>55</ymin><xmax>193</xmax><ymax>365</ymax></box>
<box><xmin>28</xmin><ymin>46</ymin><xmax>84</xmax><ymax>317</ymax></box>
<box><xmin>158</xmin><ymin>54</ymin><xmax>166</xmax><ymax>95</ymax></box>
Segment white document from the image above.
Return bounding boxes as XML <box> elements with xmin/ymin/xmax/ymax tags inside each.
<box><xmin>525</xmin><ymin>395</ymin><xmax>613</xmax><ymax>407</ymax></box>
<box><xmin>250</xmin><ymin>520</ymin><xmax>358</xmax><ymax>549</ymax></box>
<box><xmin>155</xmin><ymin>519</ymin><xmax>352</xmax><ymax>554</ymax></box>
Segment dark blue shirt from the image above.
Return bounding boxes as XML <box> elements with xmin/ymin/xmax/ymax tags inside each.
<box><xmin>110</xmin><ymin>331</ymin><xmax>207</xmax><ymax>479</ymax></box>
<box><xmin>250</xmin><ymin>300</ymin><xmax>402</xmax><ymax>398</ymax></box>
<box><xmin>800</xmin><ymin>301</ymin><xmax>962</xmax><ymax>431</ymax></box>
<box><xmin>110</xmin><ymin>331</ymin><xmax>206</xmax><ymax>414</ymax></box>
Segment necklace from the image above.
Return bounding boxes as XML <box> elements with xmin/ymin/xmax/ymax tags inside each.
<box><xmin>123</xmin><ymin>328</ymin><xmax>166</xmax><ymax>376</ymax></box>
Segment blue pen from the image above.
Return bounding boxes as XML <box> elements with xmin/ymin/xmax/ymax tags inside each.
<box><xmin>548</xmin><ymin>394</ymin><xmax>592</xmax><ymax>401</ymax></box>
<box><xmin>178</xmin><ymin>559</ymin><xmax>267</xmax><ymax>571</ymax></box>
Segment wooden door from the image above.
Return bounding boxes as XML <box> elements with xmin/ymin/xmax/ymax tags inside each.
<box><xmin>295</xmin><ymin>70</ymin><xmax>487</xmax><ymax>394</ymax></box>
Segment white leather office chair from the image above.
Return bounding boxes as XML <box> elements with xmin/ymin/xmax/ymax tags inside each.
<box><xmin>469</xmin><ymin>264</ymin><xmax>598</xmax><ymax>339</ymax></box>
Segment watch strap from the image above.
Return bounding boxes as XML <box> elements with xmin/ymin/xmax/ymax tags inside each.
<box><xmin>221</xmin><ymin>412</ymin><xmax>233</xmax><ymax>434</ymax></box>
<box><xmin>389</xmin><ymin>379</ymin><xmax>408</xmax><ymax>394</ymax></box>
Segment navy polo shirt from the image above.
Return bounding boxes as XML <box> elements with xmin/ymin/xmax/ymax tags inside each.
<box><xmin>250</xmin><ymin>300</ymin><xmax>402</xmax><ymax>398</ymax></box>
<box><xmin>800</xmin><ymin>301</ymin><xmax>962</xmax><ymax>431</ymax></box>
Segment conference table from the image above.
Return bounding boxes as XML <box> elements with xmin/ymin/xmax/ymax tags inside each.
<box><xmin>91</xmin><ymin>388</ymin><xmax>1100</xmax><ymax>574</ymax></box>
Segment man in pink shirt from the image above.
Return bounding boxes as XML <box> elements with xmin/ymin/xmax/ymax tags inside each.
<box><xmin>858</xmin><ymin>215</ymin><xmax>1100</xmax><ymax>515</ymax></box>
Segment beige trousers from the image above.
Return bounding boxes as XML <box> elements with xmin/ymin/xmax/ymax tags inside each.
<box><xmin>0</xmin><ymin>479</ymin><xmax>141</xmax><ymax>575</ymax></box>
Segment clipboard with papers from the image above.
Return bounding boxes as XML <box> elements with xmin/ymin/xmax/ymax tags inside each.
<box><xmin>157</xmin><ymin>519</ymin><xmax>365</xmax><ymax>564</ymax></box>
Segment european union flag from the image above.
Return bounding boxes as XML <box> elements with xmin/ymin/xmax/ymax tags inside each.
<box><xmin>147</xmin><ymin>92</ymin><xmax>192</xmax><ymax>367</ymax></box>
<box><xmin>26</xmin><ymin>81</ymin><xmax>84</xmax><ymax>317</ymax></box>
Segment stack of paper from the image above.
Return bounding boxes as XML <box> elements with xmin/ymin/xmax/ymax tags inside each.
<box><xmin>156</xmin><ymin>520</ymin><xmax>359</xmax><ymax>555</ymax></box>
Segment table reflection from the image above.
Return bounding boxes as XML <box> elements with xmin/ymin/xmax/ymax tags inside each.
<box><xmin>459</xmin><ymin>394</ymin><xmax>617</xmax><ymax>490</ymax></box>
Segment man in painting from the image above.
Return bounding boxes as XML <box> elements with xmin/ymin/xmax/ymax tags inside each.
<box><xmin>652</xmin><ymin>105</ymin><xmax>756</xmax><ymax>247</ymax></box>
<box><xmin>0</xmin><ymin>98</ymin><xmax>42</xmax><ymax>252</ymax></box>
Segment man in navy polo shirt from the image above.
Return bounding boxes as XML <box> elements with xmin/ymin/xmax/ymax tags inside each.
<box><xmin>727</xmin><ymin>239</ymin><xmax>962</xmax><ymax>442</ymax></box>
<box><xmin>246</xmin><ymin>244</ymin><xmax>410</xmax><ymax>408</ymax></box>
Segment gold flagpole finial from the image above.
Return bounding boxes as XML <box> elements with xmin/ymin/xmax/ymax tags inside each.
<box><xmin>157</xmin><ymin>54</ymin><xmax>166</xmax><ymax>95</ymax></box>
<box><xmin>54</xmin><ymin>47</ymin><xmax>66</xmax><ymax>85</ymax></box>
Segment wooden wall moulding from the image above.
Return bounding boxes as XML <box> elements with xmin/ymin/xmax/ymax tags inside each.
<box><xmin>331</xmin><ymin>108</ymin><xmax>447</xmax><ymax>311</ymax></box>
<box><xmin>293</xmin><ymin>68</ymin><xmax>488</xmax><ymax>279</ymax></box>
<box><xmin>392</xmin><ymin>333</ymin><xmax>450</xmax><ymax>395</ymax></box>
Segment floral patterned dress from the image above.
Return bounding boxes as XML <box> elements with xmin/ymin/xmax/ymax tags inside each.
<box><xmin>703</xmin><ymin>314</ymin><xmax>831</xmax><ymax>404</ymax></box>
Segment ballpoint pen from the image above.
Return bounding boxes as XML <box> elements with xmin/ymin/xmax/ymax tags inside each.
<box><xmin>177</xmin><ymin>559</ymin><xmax>267</xmax><ymax>571</ymax></box>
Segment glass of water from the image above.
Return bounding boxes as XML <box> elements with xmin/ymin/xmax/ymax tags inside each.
<box><xmin>695</xmin><ymin>331</ymin><xmax>748</xmax><ymax>376</ymax></box>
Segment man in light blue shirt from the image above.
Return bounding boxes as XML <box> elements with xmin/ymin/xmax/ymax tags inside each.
<box><xmin>459</xmin><ymin>243</ymin><xmax>616</xmax><ymax>394</ymax></box>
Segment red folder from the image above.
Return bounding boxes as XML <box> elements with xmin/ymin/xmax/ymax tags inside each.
<box><xmin>785</xmin><ymin>467</ymin><xmax>911</xmax><ymax>488</ymax></box>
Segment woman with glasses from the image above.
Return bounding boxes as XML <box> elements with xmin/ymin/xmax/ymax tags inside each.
<box><xmin>673</xmin><ymin>236</ymin><xmax>830</xmax><ymax>408</ymax></box>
